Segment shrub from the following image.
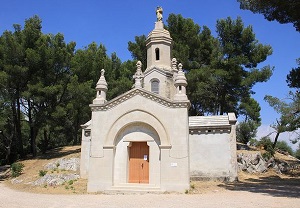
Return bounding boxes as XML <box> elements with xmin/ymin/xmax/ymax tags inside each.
<box><xmin>236</xmin><ymin>121</ymin><xmax>258</xmax><ymax>144</ymax></box>
<box><xmin>11</xmin><ymin>162</ymin><xmax>24</xmax><ymax>177</ymax></box>
<box><xmin>275</xmin><ymin>141</ymin><xmax>294</xmax><ymax>155</ymax></box>
<box><xmin>257</xmin><ymin>137</ymin><xmax>275</xmax><ymax>157</ymax></box>
<box><xmin>249</xmin><ymin>138</ymin><xmax>258</xmax><ymax>147</ymax></box>
<box><xmin>39</xmin><ymin>170</ymin><xmax>47</xmax><ymax>177</ymax></box>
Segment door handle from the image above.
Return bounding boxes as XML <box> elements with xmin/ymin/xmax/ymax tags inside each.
<box><xmin>141</xmin><ymin>163</ymin><xmax>143</xmax><ymax>168</ymax></box>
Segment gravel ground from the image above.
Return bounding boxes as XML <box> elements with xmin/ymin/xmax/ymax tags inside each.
<box><xmin>0</xmin><ymin>182</ymin><xmax>299</xmax><ymax>208</ymax></box>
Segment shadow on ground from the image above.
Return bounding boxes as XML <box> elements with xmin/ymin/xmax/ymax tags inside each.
<box><xmin>219</xmin><ymin>176</ymin><xmax>300</xmax><ymax>198</ymax></box>
<box><xmin>36</xmin><ymin>146</ymin><xmax>81</xmax><ymax>160</ymax></box>
<box><xmin>0</xmin><ymin>165</ymin><xmax>10</xmax><ymax>181</ymax></box>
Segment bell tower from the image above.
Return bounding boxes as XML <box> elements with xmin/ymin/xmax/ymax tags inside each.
<box><xmin>145</xmin><ymin>6</ymin><xmax>172</xmax><ymax>71</ymax></box>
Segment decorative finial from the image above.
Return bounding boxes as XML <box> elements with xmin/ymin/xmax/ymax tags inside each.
<box><xmin>172</xmin><ymin>58</ymin><xmax>178</xmax><ymax>71</ymax></box>
<box><xmin>156</xmin><ymin>6</ymin><xmax>163</xmax><ymax>22</ymax></box>
<box><xmin>136</xmin><ymin>61</ymin><xmax>142</xmax><ymax>73</ymax></box>
<box><xmin>133</xmin><ymin>61</ymin><xmax>144</xmax><ymax>88</ymax></box>
<box><xmin>93</xmin><ymin>68</ymin><xmax>108</xmax><ymax>104</ymax></box>
<box><xmin>101</xmin><ymin>69</ymin><xmax>105</xmax><ymax>76</ymax></box>
<box><xmin>178</xmin><ymin>63</ymin><xmax>183</xmax><ymax>72</ymax></box>
<box><xmin>174</xmin><ymin>63</ymin><xmax>188</xmax><ymax>101</ymax></box>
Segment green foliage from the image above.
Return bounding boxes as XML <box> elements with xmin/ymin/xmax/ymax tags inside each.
<box><xmin>68</xmin><ymin>180</ymin><xmax>74</xmax><ymax>185</ymax></box>
<box><xmin>0</xmin><ymin>15</ymin><xmax>133</xmax><ymax>162</ymax></box>
<box><xmin>128</xmin><ymin>35</ymin><xmax>147</xmax><ymax>69</ymax></box>
<box><xmin>264</xmin><ymin>93</ymin><xmax>300</xmax><ymax>147</ymax></box>
<box><xmin>237</xmin><ymin>120</ymin><xmax>259</xmax><ymax>144</ymax></box>
<box><xmin>238</xmin><ymin>0</ymin><xmax>300</xmax><ymax>32</ymax></box>
<box><xmin>11</xmin><ymin>162</ymin><xmax>24</xmax><ymax>177</ymax></box>
<box><xmin>257</xmin><ymin>137</ymin><xmax>275</xmax><ymax>158</ymax></box>
<box><xmin>239</xmin><ymin>98</ymin><xmax>261</xmax><ymax>124</ymax></box>
<box><xmin>295</xmin><ymin>144</ymin><xmax>300</xmax><ymax>159</ymax></box>
<box><xmin>275</xmin><ymin>141</ymin><xmax>294</xmax><ymax>155</ymax></box>
<box><xmin>127</xmin><ymin>14</ymin><xmax>272</xmax><ymax>118</ymax></box>
<box><xmin>249</xmin><ymin>138</ymin><xmax>258</xmax><ymax>147</ymax></box>
<box><xmin>39</xmin><ymin>170</ymin><xmax>47</xmax><ymax>177</ymax></box>
<box><xmin>286</xmin><ymin>59</ymin><xmax>300</xmax><ymax>88</ymax></box>
<box><xmin>166</xmin><ymin>14</ymin><xmax>215</xmax><ymax>70</ymax></box>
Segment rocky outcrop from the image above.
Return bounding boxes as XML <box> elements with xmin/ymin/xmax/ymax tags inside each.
<box><xmin>32</xmin><ymin>157</ymin><xmax>80</xmax><ymax>186</ymax></box>
<box><xmin>33</xmin><ymin>173</ymin><xmax>79</xmax><ymax>186</ymax></box>
<box><xmin>44</xmin><ymin>158</ymin><xmax>79</xmax><ymax>171</ymax></box>
<box><xmin>237</xmin><ymin>152</ymin><xmax>267</xmax><ymax>173</ymax></box>
<box><xmin>237</xmin><ymin>152</ymin><xmax>297</xmax><ymax>174</ymax></box>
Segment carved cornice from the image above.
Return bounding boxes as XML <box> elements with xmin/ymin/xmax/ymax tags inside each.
<box><xmin>90</xmin><ymin>88</ymin><xmax>190</xmax><ymax>111</ymax></box>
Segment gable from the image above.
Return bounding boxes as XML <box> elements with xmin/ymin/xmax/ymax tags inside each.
<box><xmin>90</xmin><ymin>88</ymin><xmax>190</xmax><ymax>112</ymax></box>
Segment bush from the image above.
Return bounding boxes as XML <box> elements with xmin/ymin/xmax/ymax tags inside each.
<box><xmin>39</xmin><ymin>170</ymin><xmax>47</xmax><ymax>177</ymax></box>
<box><xmin>275</xmin><ymin>141</ymin><xmax>294</xmax><ymax>155</ymax></box>
<box><xmin>11</xmin><ymin>162</ymin><xmax>24</xmax><ymax>177</ymax></box>
<box><xmin>257</xmin><ymin>137</ymin><xmax>275</xmax><ymax>157</ymax></box>
<box><xmin>249</xmin><ymin>138</ymin><xmax>258</xmax><ymax>147</ymax></box>
<box><xmin>236</xmin><ymin>121</ymin><xmax>258</xmax><ymax>144</ymax></box>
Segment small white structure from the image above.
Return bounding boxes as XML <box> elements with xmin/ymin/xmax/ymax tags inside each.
<box><xmin>80</xmin><ymin>9</ymin><xmax>237</xmax><ymax>193</ymax></box>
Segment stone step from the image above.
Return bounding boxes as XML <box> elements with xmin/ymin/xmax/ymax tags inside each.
<box><xmin>104</xmin><ymin>184</ymin><xmax>164</xmax><ymax>194</ymax></box>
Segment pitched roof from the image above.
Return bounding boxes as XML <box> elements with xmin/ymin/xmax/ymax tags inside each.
<box><xmin>189</xmin><ymin>113</ymin><xmax>236</xmax><ymax>130</ymax></box>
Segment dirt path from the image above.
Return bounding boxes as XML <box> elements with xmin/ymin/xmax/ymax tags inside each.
<box><xmin>0</xmin><ymin>181</ymin><xmax>299</xmax><ymax>208</ymax></box>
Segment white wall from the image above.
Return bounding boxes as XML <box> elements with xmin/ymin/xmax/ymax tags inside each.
<box><xmin>189</xmin><ymin>131</ymin><xmax>234</xmax><ymax>179</ymax></box>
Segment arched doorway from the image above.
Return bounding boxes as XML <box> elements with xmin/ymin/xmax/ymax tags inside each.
<box><xmin>113</xmin><ymin>122</ymin><xmax>161</xmax><ymax>187</ymax></box>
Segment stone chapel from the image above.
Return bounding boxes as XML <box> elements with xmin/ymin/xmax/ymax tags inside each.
<box><xmin>80</xmin><ymin>8</ymin><xmax>238</xmax><ymax>193</ymax></box>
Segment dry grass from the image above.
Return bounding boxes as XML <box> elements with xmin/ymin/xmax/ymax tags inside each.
<box><xmin>3</xmin><ymin>146</ymin><xmax>87</xmax><ymax>194</ymax></box>
<box><xmin>1</xmin><ymin>145</ymin><xmax>300</xmax><ymax>195</ymax></box>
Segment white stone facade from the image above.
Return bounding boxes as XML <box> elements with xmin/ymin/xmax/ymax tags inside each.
<box><xmin>80</xmin><ymin>11</ymin><xmax>237</xmax><ymax>193</ymax></box>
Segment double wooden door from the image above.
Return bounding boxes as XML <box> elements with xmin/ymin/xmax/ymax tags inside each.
<box><xmin>128</xmin><ymin>142</ymin><xmax>149</xmax><ymax>183</ymax></box>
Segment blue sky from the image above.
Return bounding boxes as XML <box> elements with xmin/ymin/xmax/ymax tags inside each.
<box><xmin>1</xmin><ymin>0</ymin><xmax>300</xmax><ymax>145</ymax></box>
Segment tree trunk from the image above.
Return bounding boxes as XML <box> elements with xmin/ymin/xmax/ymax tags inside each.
<box><xmin>272</xmin><ymin>132</ymin><xmax>280</xmax><ymax>149</ymax></box>
<box><xmin>28</xmin><ymin>100</ymin><xmax>37</xmax><ymax>157</ymax></box>
<box><xmin>16</xmin><ymin>95</ymin><xmax>24</xmax><ymax>158</ymax></box>
<box><xmin>42</xmin><ymin>129</ymin><xmax>49</xmax><ymax>154</ymax></box>
<box><xmin>11</xmin><ymin>98</ymin><xmax>23</xmax><ymax>159</ymax></box>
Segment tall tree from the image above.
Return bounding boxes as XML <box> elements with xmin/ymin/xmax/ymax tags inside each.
<box><xmin>128</xmin><ymin>35</ymin><xmax>147</xmax><ymax>69</ymax></box>
<box><xmin>264</xmin><ymin>94</ymin><xmax>299</xmax><ymax>148</ymax></box>
<box><xmin>23</xmin><ymin>32</ymin><xmax>76</xmax><ymax>156</ymax></box>
<box><xmin>237</xmin><ymin>97</ymin><xmax>261</xmax><ymax>144</ymax></box>
<box><xmin>237</xmin><ymin>0</ymin><xmax>300</xmax><ymax>32</ymax></box>
<box><xmin>0</xmin><ymin>23</ymin><xmax>28</xmax><ymax>158</ymax></box>
<box><xmin>166</xmin><ymin>14</ymin><xmax>216</xmax><ymax>70</ymax></box>
<box><xmin>188</xmin><ymin>16</ymin><xmax>273</xmax><ymax>116</ymax></box>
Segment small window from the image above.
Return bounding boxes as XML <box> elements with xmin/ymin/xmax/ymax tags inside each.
<box><xmin>151</xmin><ymin>80</ymin><xmax>159</xmax><ymax>94</ymax></box>
<box><xmin>155</xmin><ymin>48</ymin><xmax>160</xmax><ymax>60</ymax></box>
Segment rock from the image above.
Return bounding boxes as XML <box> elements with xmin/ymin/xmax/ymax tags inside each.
<box><xmin>250</xmin><ymin>154</ymin><xmax>260</xmax><ymax>166</ymax></box>
<box><xmin>237</xmin><ymin>143</ymin><xmax>250</xmax><ymax>150</ymax></box>
<box><xmin>278</xmin><ymin>162</ymin><xmax>289</xmax><ymax>173</ymax></box>
<box><xmin>266</xmin><ymin>158</ymin><xmax>275</xmax><ymax>168</ymax></box>
<box><xmin>44</xmin><ymin>158</ymin><xmax>80</xmax><ymax>171</ymax></box>
<box><xmin>254</xmin><ymin>159</ymin><xmax>267</xmax><ymax>173</ymax></box>
<box><xmin>237</xmin><ymin>152</ymin><xmax>267</xmax><ymax>173</ymax></box>
<box><xmin>33</xmin><ymin>173</ymin><xmax>80</xmax><ymax>186</ymax></box>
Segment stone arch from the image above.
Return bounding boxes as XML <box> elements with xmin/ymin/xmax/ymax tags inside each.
<box><xmin>114</xmin><ymin>122</ymin><xmax>160</xmax><ymax>146</ymax></box>
<box><xmin>104</xmin><ymin>109</ymin><xmax>170</xmax><ymax>147</ymax></box>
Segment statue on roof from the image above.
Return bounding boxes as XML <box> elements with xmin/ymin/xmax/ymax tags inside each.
<box><xmin>156</xmin><ymin>6</ymin><xmax>163</xmax><ymax>22</ymax></box>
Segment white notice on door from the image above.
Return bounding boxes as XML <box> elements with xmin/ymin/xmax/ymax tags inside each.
<box><xmin>144</xmin><ymin>155</ymin><xmax>147</xmax><ymax>160</ymax></box>
<box><xmin>171</xmin><ymin>163</ymin><xmax>177</xmax><ymax>167</ymax></box>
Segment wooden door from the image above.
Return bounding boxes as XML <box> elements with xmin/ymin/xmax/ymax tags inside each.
<box><xmin>129</xmin><ymin>142</ymin><xmax>149</xmax><ymax>183</ymax></box>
